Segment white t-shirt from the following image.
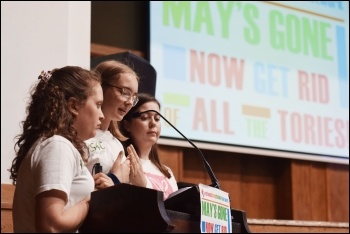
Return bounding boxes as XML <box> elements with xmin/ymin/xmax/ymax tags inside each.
<box><xmin>12</xmin><ymin>135</ymin><xmax>94</xmax><ymax>233</ymax></box>
<box><xmin>141</xmin><ymin>158</ymin><xmax>178</xmax><ymax>200</ymax></box>
<box><xmin>85</xmin><ymin>129</ymin><xmax>126</xmax><ymax>175</ymax></box>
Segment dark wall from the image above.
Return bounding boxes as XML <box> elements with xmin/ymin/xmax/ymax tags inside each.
<box><xmin>91</xmin><ymin>1</ymin><xmax>149</xmax><ymax>59</ymax></box>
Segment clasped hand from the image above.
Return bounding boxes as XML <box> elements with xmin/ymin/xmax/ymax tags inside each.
<box><xmin>93</xmin><ymin>145</ymin><xmax>147</xmax><ymax>189</ymax></box>
<box><xmin>93</xmin><ymin>151</ymin><xmax>130</xmax><ymax>189</ymax></box>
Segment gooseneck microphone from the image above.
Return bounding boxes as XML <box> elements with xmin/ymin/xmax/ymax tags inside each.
<box><xmin>132</xmin><ymin>110</ymin><xmax>221</xmax><ymax>190</ymax></box>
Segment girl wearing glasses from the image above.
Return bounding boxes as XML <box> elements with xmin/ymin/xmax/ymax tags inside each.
<box><xmin>120</xmin><ymin>93</ymin><xmax>178</xmax><ymax>199</ymax></box>
<box><xmin>86</xmin><ymin>60</ymin><xmax>141</xmax><ymax>188</ymax></box>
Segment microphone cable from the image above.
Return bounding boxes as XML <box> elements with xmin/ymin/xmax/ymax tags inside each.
<box><xmin>132</xmin><ymin>110</ymin><xmax>221</xmax><ymax>189</ymax></box>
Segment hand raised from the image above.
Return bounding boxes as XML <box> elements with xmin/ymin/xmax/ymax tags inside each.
<box><xmin>127</xmin><ymin>144</ymin><xmax>147</xmax><ymax>187</ymax></box>
<box><xmin>110</xmin><ymin>151</ymin><xmax>130</xmax><ymax>183</ymax></box>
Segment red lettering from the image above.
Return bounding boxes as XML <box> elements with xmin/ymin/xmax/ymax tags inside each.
<box><xmin>298</xmin><ymin>70</ymin><xmax>329</xmax><ymax>104</ymax></box>
<box><xmin>277</xmin><ymin>110</ymin><xmax>348</xmax><ymax>149</ymax></box>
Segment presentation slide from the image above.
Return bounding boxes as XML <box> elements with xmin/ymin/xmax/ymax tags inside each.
<box><xmin>150</xmin><ymin>1</ymin><xmax>349</xmax><ymax>161</ymax></box>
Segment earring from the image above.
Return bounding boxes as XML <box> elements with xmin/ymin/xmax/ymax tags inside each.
<box><xmin>71</xmin><ymin>110</ymin><xmax>78</xmax><ymax>116</ymax></box>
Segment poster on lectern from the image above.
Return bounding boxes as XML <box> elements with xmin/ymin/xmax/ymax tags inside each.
<box><xmin>150</xmin><ymin>1</ymin><xmax>349</xmax><ymax>163</ymax></box>
<box><xmin>199</xmin><ymin>183</ymin><xmax>232</xmax><ymax>233</ymax></box>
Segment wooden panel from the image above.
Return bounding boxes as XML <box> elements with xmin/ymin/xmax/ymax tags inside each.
<box><xmin>248</xmin><ymin>219</ymin><xmax>349</xmax><ymax>233</ymax></box>
<box><xmin>156</xmin><ymin>144</ymin><xmax>349</xmax><ymax>222</ymax></box>
<box><xmin>240</xmin><ymin>155</ymin><xmax>279</xmax><ymax>219</ymax></box>
<box><xmin>275</xmin><ymin>159</ymin><xmax>293</xmax><ymax>220</ymax></box>
<box><xmin>309</xmin><ymin>162</ymin><xmax>328</xmax><ymax>221</ymax></box>
<box><xmin>158</xmin><ymin>145</ymin><xmax>183</xmax><ymax>180</ymax></box>
<box><xmin>180</xmin><ymin>148</ymin><xmax>208</xmax><ymax>185</ymax></box>
<box><xmin>91</xmin><ymin>43</ymin><xmax>144</xmax><ymax>58</ymax></box>
<box><xmin>1</xmin><ymin>184</ymin><xmax>15</xmax><ymax>233</ymax></box>
<box><xmin>1</xmin><ymin>210</ymin><xmax>13</xmax><ymax>233</ymax></box>
<box><xmin>291</xmin><ymin>160</ymin><xmax>313</xmax><ymax>220</ymax></box>
<box><xmin>1</xmin><ymin>184</ymin><xmax>14</xmax><ymax>209</ymax></box>
<box><xmin>206</xmin><ymin>151</ymin><xmax>243</xmax><ymax>213</ymax></box>
<box><xmin>326</xmin><ymin>164</ymin><xmax>349</xmax><ymax>222</ymax></box>
<box><xmin>280</xmin><ymin>159</ymin><xmax>349</xmax><ymax>222</ymax></box>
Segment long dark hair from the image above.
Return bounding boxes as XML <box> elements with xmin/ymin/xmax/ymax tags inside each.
<box><xmin>120</xmin><ymin>93</ymin><xmax>171</xmax><ymax>178</ymax></box>
<box><xmin>9</xmin><ymin>66</ymin><xmax>101</xmax><ymax>185</ymax></box>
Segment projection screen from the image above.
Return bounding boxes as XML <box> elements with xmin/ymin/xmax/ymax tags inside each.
<box><xmin>149</xmin><ymin>1</ymin><xmax>349</xmax><ymax>164</ymax></box>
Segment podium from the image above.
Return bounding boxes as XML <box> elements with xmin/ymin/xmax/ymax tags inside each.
<box><xmin>80</xmin><ymin>183</ymin><xmax>251</xmax><ymax>233</ymax></box>
<box><xmin>79</xmin><ymin>183</ymin><xmax>173</xmax><ymax>232</ymax></box>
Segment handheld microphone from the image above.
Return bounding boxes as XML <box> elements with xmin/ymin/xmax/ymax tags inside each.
<box><xmin>132</xmin><ymin>110</ymin><xmax>221</xmax><ymax>190</ymax></box>
<box><xmin>92</xmin><ymin>163</ymin><xmax>102</xmax><ymax>175</ymax></box>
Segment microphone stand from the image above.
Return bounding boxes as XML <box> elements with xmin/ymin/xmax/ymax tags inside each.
<box><xmin>132</xmin><ymin>110</ymin><xmax>221</xmax><ymax>190</ymax></box>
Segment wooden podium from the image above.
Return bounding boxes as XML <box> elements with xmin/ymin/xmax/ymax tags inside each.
<box><xmin>79</xmin><ymin>183</ymin><xmax>251</xmax><ymax>233</ymax></box>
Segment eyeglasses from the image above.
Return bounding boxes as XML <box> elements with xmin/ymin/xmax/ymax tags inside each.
<box><xmin>104</xmin><ymin>84</ymin><xmax>139</xmax><ymax>107</ymax></box>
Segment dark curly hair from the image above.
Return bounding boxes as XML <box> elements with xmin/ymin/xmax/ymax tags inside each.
<box><xmin>9</xmin><ymin>66</ymin><xmax>101</xmax><ymax>185</ymax></box>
